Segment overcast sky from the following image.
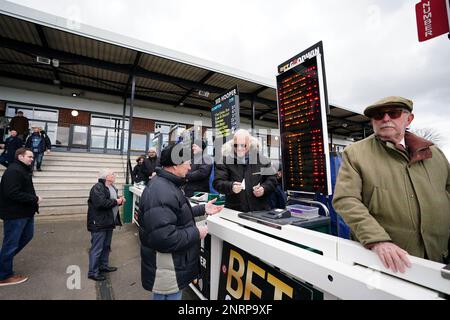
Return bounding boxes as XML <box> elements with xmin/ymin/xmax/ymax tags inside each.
<box><xmin>7</xmin><ymin>0</ymin><xmax>450</xmax><ymax>157</ymax></box>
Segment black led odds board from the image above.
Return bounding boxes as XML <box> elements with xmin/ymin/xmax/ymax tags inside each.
<box><xmin>276</xmin><ymin>42</ymin><xmax>331</xmax><ymax>195</ymax></box>
<box><xmin>211</xmin><ymin>86</ymin><xmax>240</xmax><ymax>140</ymax></box>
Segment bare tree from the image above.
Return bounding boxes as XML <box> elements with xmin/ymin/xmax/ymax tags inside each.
<box><xmin>409</xmin><ymin>127</ymin><xmax>444</xmax><ymax>146</ymax></box>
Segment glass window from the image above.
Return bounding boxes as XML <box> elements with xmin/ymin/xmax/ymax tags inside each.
<box><xmin>107</xmin><ymin>128</ymin><xmax>121</xmax><ymax>150</ymax></box>
<box><xmin>91</xmin><ymin>127</ymin><xmax>107</xmax><ymax>149</ymax></box>
<box><xmin>45</xmin><ymin>123</ymin><xmax>57</xmax><ymax>146</ymax></box>
<box><xmin>131</xmin><ymin>133</ymin><xmax>146</xmax><ymax>151</ymax></box>
<box><xmin>56</xmin><ymin>126</ymin><xmax>69</xmax><ymax>146</ymax></box>
<box><xmin>91</xmin><ymin>115</ymin><xmax>129</xmax><ymax>130</ymax></box>
<box><xmin>72</xmin><ymin>126</ymin><xmax>88</xmax><ymax>146</ymax></box>
<box><xmin>34</xmin><ymin>109</ymin><xmax>58</xmax><ymax>122</ymax></box>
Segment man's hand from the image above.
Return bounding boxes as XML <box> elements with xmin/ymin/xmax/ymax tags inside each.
<box><xmin>205</xmin><ymin>198</ymin><xmax>224</xmax><ymax>215</ymax></box>
<box><xmin>37</xmin><ymin>196</ymin><xmax>42</xmax><ymax>204</ymax></box>
<box><xmin>252</xmin><ymin>184</ymin><xmax>265</xmax><ymax>198</ymax></box>
<box><xmin>232</xmin><ymin>182</ymin><xmax>243</xmax><ymax>194</ymax></box>
<box><xmin>116</xmin><ymin>197</ymin><xmax>124</xmax><ymax>206</ymax></box>
<box><xmin>370</xmin><ymin>242</ymin><xmax>412</xmax><ymax>273</ymax></box>
<box><xmin>197</xmin><ymin>225</ymin><xmax>208</xmax><ymax>240</ymax></box>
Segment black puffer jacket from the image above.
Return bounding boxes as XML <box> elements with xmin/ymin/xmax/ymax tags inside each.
<box><xmin>87</xmin><ymin>179</ymin><xmax>122</xmax><ymax>232</ymax></box>
<box><xmin>184</xmin><ymin>154</ymin><xmax>212</xmax><ymax>197</ymax></box>
<box><xmin>138</xmin><ymin>168</ymin><xmax>205</xmax><ymax>294</ymax></box>
<box><xmin>0</xmin><ymin>160</ymin><xmax>39</xmax><ymax>220</ymax></box>
<box><xmin>213</xmin><ymin>140</ymin><xmax>277</xmax><ymax>213</ymax></box>
<box><xmin>144</xmin><ymin>157</ymin><xmax>160</xmax><ymax>177</ymax></box>
<box><xmin>132</xmin><ymin>164</ymin><xmax>148</xmax><ymax>184</ymax></box>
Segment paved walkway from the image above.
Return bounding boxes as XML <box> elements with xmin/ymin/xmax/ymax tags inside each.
<box><xmin>0</xmin><ymin>215</ymin><xmax>197</xmax><ymax>300</ymax></box>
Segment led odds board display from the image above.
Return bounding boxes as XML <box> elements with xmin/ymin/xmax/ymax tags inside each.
<box><xmin>276</xmin><ymin>42</ymin><xmax>331</xmax><ymax>195</ymax></box>
<box><xmin>211</xmin><ymin>86</ymin><xmax>240</xmax><ymax>141</ymax></box>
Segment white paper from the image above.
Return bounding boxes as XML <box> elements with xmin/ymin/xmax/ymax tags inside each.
<box><xmin>241</xmin><ymin>178</ymin><xmax>245</xmax><ymax>190</ymax></box>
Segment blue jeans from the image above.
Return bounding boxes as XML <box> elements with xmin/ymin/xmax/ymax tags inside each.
<box><xmin>88</xmin><ymin>230</ymin><xmax>113</xmax><ymax>277</ymax></box>
<box><xmin>0</xmin><ymin>217</ymin><xmax>34</xmax><ymax>280</ymax></box>
<box><xmin>153</xmin><ymin>291</ymin><xmax>182</xmax><ymax>300</ymax></box>
<box><xmin>31</xmin><ymin>152</ymin><xmax>44</xmax><ymax>170</ymax></box>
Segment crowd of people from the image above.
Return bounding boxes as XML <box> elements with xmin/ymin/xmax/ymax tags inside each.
<box><xmin>0</xmin><ymin>97</ymin><xmax>448</xmax><ymax>300</ymax></box>
<box><xmin>0</xmin><ymin>110</ymin><xmax>52</xmax><ymax>172</ymax></box>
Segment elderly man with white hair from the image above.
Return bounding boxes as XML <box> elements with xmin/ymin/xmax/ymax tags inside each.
<box><xmin>213</xmin><ymin>129</ymin><xmax>277</xmax><ymax>213</ymax></box>
<box><xmin>86</xmin><ymin>168</ymin><xmax>125</xmax><ymax>281</ymax></box>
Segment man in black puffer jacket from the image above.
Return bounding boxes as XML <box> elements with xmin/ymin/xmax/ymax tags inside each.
<box><xmin>214</xmin><ymin>129</ymin><xmax>277</xmax><ymax>213</ymax></box>
<box><xmin>139</xmin><ymin>143</ymin><xmax>223</xmax><ymax>300</ymax></box>
<box><xmin>87</xmin><ymin>169</ymin><xmax>124</xmax><ymax>281</ymax></box>
<box><xmin>0</xmin><ymin>148</ymin><xmax>41</xmax><ymax>286</ymax></box>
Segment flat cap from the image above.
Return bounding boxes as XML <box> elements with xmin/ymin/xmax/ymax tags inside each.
<box><xmin>364</xmin><ymin>96</ymin><xmax>413</xmax><ymax>117</ymax></box>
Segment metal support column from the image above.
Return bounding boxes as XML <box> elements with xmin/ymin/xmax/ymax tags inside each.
<box><xmin>251</xmin><ymin>100</ymin><xmax>255</xmax><ymax>130</ymax></box>
<box><xmin>120</xmin><ymin>97</ymin><xmax>127</xmax><ymax>155</ymax></box>
<box><xmin>125</xmin><ymin>75</ymin><xmax>135</xmax><ymax>185</ymax></box>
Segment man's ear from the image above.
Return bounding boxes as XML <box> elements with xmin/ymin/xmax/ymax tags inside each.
<box><xmin>407</xmin><ymin>113</ymin><xmax>414</xmax><ymax>125</ymax></box>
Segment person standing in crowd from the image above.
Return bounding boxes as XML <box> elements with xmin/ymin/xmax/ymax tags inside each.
<box><xmin>9</xmin><ymin>111</ymin><xmax>29</xmax><ymax>142</ymax></box>
<box><xmin>25</xmin><ymin>126</ymin><xmax>48</xmax><ymax>172</ymax></box>
<box><xmin>132</xmin><ymin>155</ymin><xmax>149</xmax><ymax>184</ymax></box>
<box><xmin>333</xmin><ymin>96</ymin><xmax>450</xmax><ymax>273</ymax></box>
<box><xmin>87</xmin><ymin>169</ymin><xmax>124</xmax><ymax>281</ymax></box>
<box><xmin>139</xmin><ymin>143</ymin><xmax>223</xmax><ymax>300</ymax></box>
<box><xmin>268</xmin><ymin>161</ymin><xmax>287</xmax><ymax>209</ymax></box>
<box><xmin>144</xmin><ymin>148</ymin><xmax>160</xmax><ymax>180</ymax></box>
<box><xmin>0</xmin><ymin>130</ymin><xmax>23</xmax><ymax>168</ymax></box>
<box><xmin>0</xmin><ymin>148</ymin><xmax>41</xmax><ymax>286</ymax></box>
<box><xmin>213</xmin><ymin>129</ymin><xmax>277</xmax><ymax>213</ymax></box>
<box><xmin>184</xmin><ymin>141</ymin><xmax>212</xmax><ymax>197</ymax></box>
<box><xmin>0</xmin><ymin>115</ymin><xmax>9</xmax><ymax>144</ymax></box>
<box><xmin>40</xmin><ymin>129</ymin><xmax>52</xmax><ymax>154</ymax></box>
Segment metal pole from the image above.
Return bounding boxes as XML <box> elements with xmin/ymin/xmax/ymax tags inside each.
<box><xmin>120</xmin><ymin>97</ymin><xmax>127</xmax><ymax>155</ymax></box>
<box><xmin>251</xmin><ymin>100</ymin><xmax>255</xmax><ymax>130</ymax></box>
<box><xmin>125</xmin><ymin>75</ymin><xmax>136</xmax><ymax>185</ymax></box>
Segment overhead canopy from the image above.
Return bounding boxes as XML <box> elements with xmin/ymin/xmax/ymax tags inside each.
<box><xmin>0</xmin><ymin>1</ymin><xmax>371</xmax><ymax>139</ymax></box>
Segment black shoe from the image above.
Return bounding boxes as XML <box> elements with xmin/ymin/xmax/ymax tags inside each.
<box><xmin>99</xmin><ymin>266</ymin><xmax>118</xmax><ymax>273</ymax></box>
<box><xmin>37</xmin><ymin>168</ymin><xmax>42</xmax><ymax>172</ymax></box>
<box><xmin>88</xmin><ymin>274</ymin><xmax>106</xmax><ymax>281</ymax></box>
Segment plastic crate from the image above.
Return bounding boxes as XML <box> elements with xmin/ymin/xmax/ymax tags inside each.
<box><xmin>287</xmin><ymin>204</ymin><xmax>319</xmax><ymax>219</ymax></box>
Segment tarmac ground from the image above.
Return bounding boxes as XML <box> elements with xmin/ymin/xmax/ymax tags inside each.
<box><xmin>0</xmin><ymin>215</ymin><xmax>198</xmax><ymax>300</ymax></box>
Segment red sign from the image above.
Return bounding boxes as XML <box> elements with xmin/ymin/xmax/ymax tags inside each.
<box><xmin>416</xmin><ymin>0</ymin><xmax>450</xmax><ymax>42</ymax></box>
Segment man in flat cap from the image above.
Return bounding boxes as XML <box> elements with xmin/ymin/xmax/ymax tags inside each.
<box><xmin>333</xmin><ymin>96</ymin><xmax>450</xmax><ymax>273</ymax></box>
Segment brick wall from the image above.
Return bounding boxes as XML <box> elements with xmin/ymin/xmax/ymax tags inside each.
<box><xmin>132</xmin><ymin>117</ymin><xmax>155</xmax><ymax>133</ymax></box>
<box><xmin>58</xmin><ymin>108</ymin><xmax>90</xmax><ymax>127</ymax></box>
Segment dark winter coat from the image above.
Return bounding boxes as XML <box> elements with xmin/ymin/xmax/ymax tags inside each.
<box><xmin>184</xmin><ymin>154</ymin><xmax>212</xmax><ymax>197</ymax></box>
<box><xmin>9</xmin><ymin>116</ymin><xmax>29</xmax><ymax>136</ymax></box>
<box><xmin>132</xmin><ymin>163</ymin><xmax>149</xmax><ymax>184</ymax></box>
<box><xmin>25</xmin><ymin>132</ymin><xmax>47</xmax><ymax>154</ymax></box>
<box><xmin>1</xmin><ymin>136</ymin><xmax>23</xmax><ymax>164</ymax></box>
<box><xmin>144</xmin><ymin>157</ymin><xmax>160</xmax><ymax>177</ymax></box>
<box><xmin>213</xmin><ymin>139</ymin><xmax>277</xmax><ymax>213</ymax></box>
<box><xmin>40</xmin><ymin>130</ymin><xmax>52</xmax><ymax>150</ymax></box>
<box><xmin>0</xmin><ymin>160</ymin><xmax>39</xmax><ymax>220</ymax></box>
<box><xmin>138</xmin><ymin>168</ymin><xmax>205</xmax><ymax>294</ymax></box>
<box><xmin>87</xmin><ymin>179</ymin><xmax>122</xmax><ymax>232</ymax></box>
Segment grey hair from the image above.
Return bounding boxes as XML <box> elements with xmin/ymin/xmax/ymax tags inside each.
<box><xmin>98</xmin><ymin>168</ymin><xmax>114</xmax><ymax>179</ymax></box>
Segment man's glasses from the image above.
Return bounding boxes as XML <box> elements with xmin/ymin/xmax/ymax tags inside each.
<box><xmin>234</xmin><ymin>144</ymin><xmax>247</xmax><ymax>149</ymax></box>
<box><xmin>371</xmin><ymin>110</ymin><xmax>405</xmax><ymax>121</ymax></box>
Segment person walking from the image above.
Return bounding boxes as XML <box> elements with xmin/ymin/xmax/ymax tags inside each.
<box><xmin>9</xmin><ymin>111</ymin><xmax>29</xmax><ymax>142</ymax></box>
<box><xmin>25</xmin><ymin>126</ymin><xmax>46</xmax><ymax>172</ymax></box>
<box><xmin>0</xmin><ymin>130</ymin><xmax>23</xmax><ymax>168</ymax></box>
<box><xmin>0</xmin><ymin>148</ymin><xmax>41</xmax><ymax>286</ymax></box>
